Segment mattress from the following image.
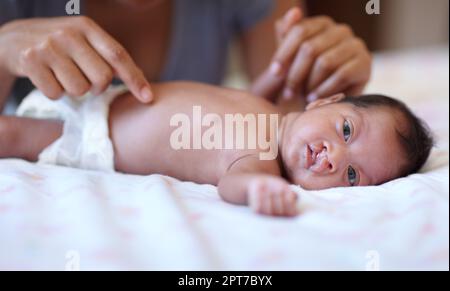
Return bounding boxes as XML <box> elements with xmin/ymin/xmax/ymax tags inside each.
<box><xmin>0</xmin><ymin>46</ymin><xmax>448</xmax><ymax>270</ymax></box>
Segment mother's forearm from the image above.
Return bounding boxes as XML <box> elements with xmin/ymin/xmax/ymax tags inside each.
<box><xmin>0</xmin><ymin>64</ymin><xmax>15</xmax><ymax>112</ymax></box>
<box><xmin>0</xmin><ymin>22</ymin><xmax>16</xmax><ymax>111</ymax></box>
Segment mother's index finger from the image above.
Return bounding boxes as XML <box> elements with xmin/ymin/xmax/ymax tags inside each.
<box><xmin>84</xmin><ymin>24</ymin><xmax>153</xmax><ymax>102</ymax></box>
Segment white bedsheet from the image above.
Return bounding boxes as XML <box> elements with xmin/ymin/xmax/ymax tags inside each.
<box><xmin>0</xmin><ymin>47</ymin><xmax>448</xmax><ymax>271</ymax></box>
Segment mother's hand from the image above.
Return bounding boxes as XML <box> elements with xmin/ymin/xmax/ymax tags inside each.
<box><xmin>0</xmin><ymin>16</ymin><xmax>153</xmax><ymax>102</ymax></box>
<box><xmin>253</xmin><ymin>8</ymin><xmax>372</xmax><ymax>103</ymax></box>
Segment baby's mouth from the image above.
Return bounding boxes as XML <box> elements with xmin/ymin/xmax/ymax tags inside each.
<box><xmin>304</xmin><ymin>145</ymin><xmax>314</xmax><ymax>169</ymax></box>
<box><xmin>305</xmin><ymin>145</ymin><xmax>329</xmax><ymax>173</ymax></box>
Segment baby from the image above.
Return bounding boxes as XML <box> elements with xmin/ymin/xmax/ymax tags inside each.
<box><xmin>0</xmin><ymin>82</ymin><xmax>433</xmax><ymax>216</ymax></box>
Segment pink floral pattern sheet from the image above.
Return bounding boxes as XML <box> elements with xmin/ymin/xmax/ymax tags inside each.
<box><xmin>0</xmin><ymin>47</ymin><xmax>448</xmax><ymax>270</ymax></box>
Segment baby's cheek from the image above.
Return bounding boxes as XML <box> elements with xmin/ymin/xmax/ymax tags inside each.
<box><xmin>290</xmin><ymin>169</ymin><xmax>311</xmax><ymax>188</ymax></box>
<box><xmin>295</xmin><ymin>172</ymin><xmax>344</xmax><ymax>190</ymax></box>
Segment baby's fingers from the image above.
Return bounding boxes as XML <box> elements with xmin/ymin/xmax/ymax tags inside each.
<box><xmin>283</xmin><ymin>190</ymin><xmax>299</xmax><ymax>217</ymax></box>
<box><xmin>261</xmin><ymin>191</ymin><xmax>275</xmax><ymax>215</ymax></box>
<box><xmin>251</xmin><ymin>190</ymin><xmax>276</xmax><ymax>216</ymax></box>
<box><xmin>271</xmin><ymin>192</ymin><xmax>286</xmax><ymax>216</ymax></box>
<box><xmin>248</xmin><ymin>186</ymin><xmax>262</xmax><ymax>213</ymax></box>
<box><xmin>248</xmin><ymin>183</ymin><xmax>269</xmax><ymax>214</ymax></box>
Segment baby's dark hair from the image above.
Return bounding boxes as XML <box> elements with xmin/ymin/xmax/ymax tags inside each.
<box><xmin>339</xmin><ymin>94</ymin><xmax>434</xmax><ymax>179</ymax></box>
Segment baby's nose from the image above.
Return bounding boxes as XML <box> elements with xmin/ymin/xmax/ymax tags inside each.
<box><xmin>323</xmin><ymin>144</ymin><xmax>345</xmax><ymax>175</ymax></box>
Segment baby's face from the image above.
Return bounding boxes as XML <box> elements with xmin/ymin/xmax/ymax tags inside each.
<box><xmin>281</xmin><ymin>98</ymin><xmax>406</xmax><ymax>190</ymax></box>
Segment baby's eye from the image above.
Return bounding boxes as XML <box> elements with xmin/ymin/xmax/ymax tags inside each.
<box><xmin>343</xmin><ymin>120</ymin><xmax>352</xmax><ymax>142</ymax></box>
<box><xmin>347</xmin><ymin>166</ymin><xmax>358</xmax><ymax>186</ymax></box>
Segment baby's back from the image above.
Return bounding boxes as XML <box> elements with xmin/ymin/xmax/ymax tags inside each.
<box><xmin>109</xmin><ymin>82</ymin><xmax>280</xmax><ymax>184</ymax></box>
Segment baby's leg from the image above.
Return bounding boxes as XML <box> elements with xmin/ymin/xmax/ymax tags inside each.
<box><xmin>0</xmin><ymin>116</ymin><xmax>63</xmax><ymax>161</ymax></box>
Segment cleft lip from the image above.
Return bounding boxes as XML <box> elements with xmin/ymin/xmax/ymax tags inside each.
<box><xmin>310</xmin><ymin>156</ymin><xmax>330</xmax><ymax>173</ymax></box>
<box><xmin>304</xmin><ymin>145</ymin><xmax>313</xmax><ymax>169</ymax></box>
<box><xmin>306</xmin><ymin>143</ymin><xmax>328</xmax><ymax>172</ymax></box>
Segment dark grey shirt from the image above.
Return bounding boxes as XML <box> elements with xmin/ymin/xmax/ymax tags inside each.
<box><xmin>0</xmin><ymin>0</ymin><xmax>274</xmax><ymax>101</ymax></box>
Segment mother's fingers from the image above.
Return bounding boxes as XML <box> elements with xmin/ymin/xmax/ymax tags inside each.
<box><xmin>272</xmin><ymin>16</ymin><xmax>334</xmax><ymax>72</ymax></box>
<box><xmin>306</xmin><ymin>37</ymin><xmax>361</xmax><ymax>94</ymax></box>
<box><xmin>68</xmin><ymin>35</ymin><xmax>114</xmax><ymax>96</ymax></box>
<box><xmin>306</xmin><ymin>55</ymin><xmax>371</xmax><ymax>102</ymax></box>
<box><xmin>251</xmin><ymin>62</ymin><xmax>286</xmax><ymax>101</ymax></box>
<box><xmin>345</xmin><ymin>83</ymin><xmax>368</xmax><ymax>97</ymax></box>
<box><xmin>275</xmin><ymin>7</ymin><xmax>303</xmax><ymax>44</ymax></box>
<box><xmin>42</xmin><ymin>43</ymin><xmax>91</xmax><ymax>97</ymax></box>
<box><xmin>81</xmin><ymin>17</ymin><xmax>153</xmax><ymax>103</ymax></box>
<box><xmin>26</xmin><ymin>63</ymin><xmax>64</xmax><ymax>100</ymax></box>
<box><xmin>282</xmin><ymin>25</ymin><xmax>353</xmax><ymax>99</ymax></box>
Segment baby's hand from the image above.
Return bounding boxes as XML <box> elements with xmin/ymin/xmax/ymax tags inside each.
<box><xmin>248</xmin><ymin>176</ymin><xmax>299</xmax><ymax>217</ymax></box>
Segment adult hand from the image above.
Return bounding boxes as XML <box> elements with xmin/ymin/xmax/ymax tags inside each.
<box><xmin>253</xmin><ymin>7</ymin><xmax>372</xmax><ymax>103</ymax></box>
<box><xmin>0</xmin><ymin>16</ymin><xmax>153</xmax><ymax>102</ymax></box>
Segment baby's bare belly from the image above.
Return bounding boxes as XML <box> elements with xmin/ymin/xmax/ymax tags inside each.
<box><xmin>109</xmin><ymin>82</ymin><xmax>279</xmax><ymax>185</ymax></box>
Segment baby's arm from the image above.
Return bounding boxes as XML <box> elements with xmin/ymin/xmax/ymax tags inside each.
<box><xmin>0</xmin><ymin>115</ymin><xmax>63</xmax><ymax>161</ymax></box>
<box><xmin>218</xmin><ymin>155</ymin><xmax>298</xmax><ymax>217</ymax></box>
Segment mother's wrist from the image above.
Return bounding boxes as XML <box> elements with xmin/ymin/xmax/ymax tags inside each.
<box><xmin>0</xmin><ymin>23</ymin><xmax>14</xmax><ymax>78</ymax></box>
<box><xmin>0</xmin><ymin>43</ymin><xmax>14</xmax><ymax>81</ymax></box>
<box><xmin>0</xmin><ymin>45</ymin><xmax>16</xmax><ymax>109</ymax></box>
<box><xmin>0</xmin><ymin>53</ymin><xmax>14</xmax><ymax>82</ymax></box>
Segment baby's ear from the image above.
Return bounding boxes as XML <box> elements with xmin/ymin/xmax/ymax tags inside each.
<box><xmin>306</xmin><ymin>93</ymin><xmax>346</xmax><ymax>111</ymax></box>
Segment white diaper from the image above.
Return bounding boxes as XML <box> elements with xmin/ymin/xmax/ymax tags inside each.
<box><xmin>16</xmin><ymin>86</ymin><xmax>128</xmax><ymax>172</ymax></box>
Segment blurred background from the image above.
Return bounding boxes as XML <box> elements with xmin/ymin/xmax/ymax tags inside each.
<box><xmin>306</xmin><ymin>0</ymin><xmax>449</xmax><ymax>51</ymax></box>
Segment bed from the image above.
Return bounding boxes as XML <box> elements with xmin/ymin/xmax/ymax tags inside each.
<box><xmin>0</xmin><ymin>46</ymin><xmax>448</xmax><ymax>271</ymax></box>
